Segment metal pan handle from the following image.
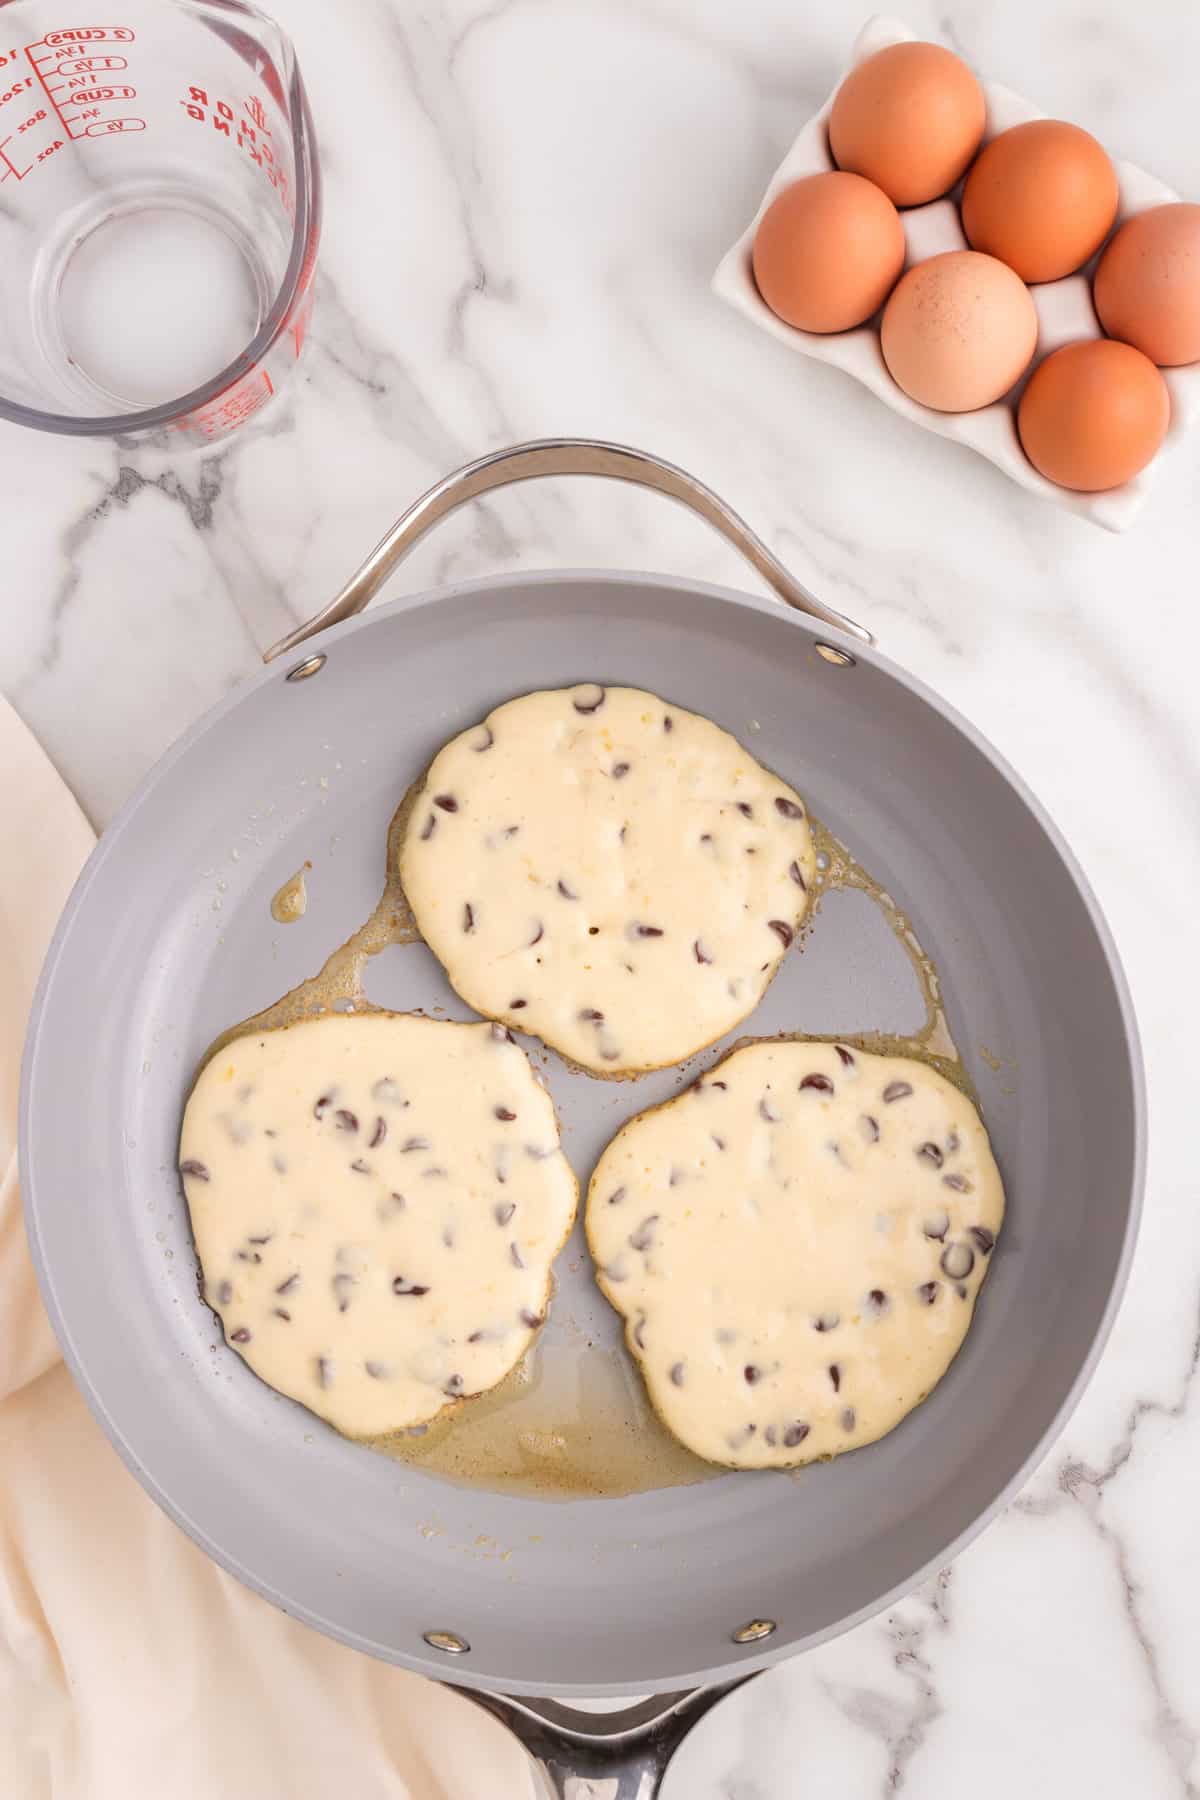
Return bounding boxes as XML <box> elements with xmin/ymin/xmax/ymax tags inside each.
<box><xmin>455</xmin><ymin>1680</ymin><xmax>751</xmax><ymax>1799</ymax></box>
<box><xmin>263</xmin><ymin>437</ymin><xmax>871</xmax><ymax>663</ymax></box>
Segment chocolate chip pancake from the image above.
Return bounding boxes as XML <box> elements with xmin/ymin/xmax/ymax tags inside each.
<box><xmin>586</xmin><ymin>1040</ymin><xmax>1004</xmax><ymax>1469</ymax></box>
<box><xmin>179</xmin><ymin>1012</ymin><xmax>578</xmax><ymax>1436</ymax></box>
<box><xmin>398</xmin><ymin>685</ymin><xmax>817</xmax><ymax>1075</ymax></box>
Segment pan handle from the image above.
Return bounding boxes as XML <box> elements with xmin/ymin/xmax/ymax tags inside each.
<box><xmin>452</xmin><ymin>1679</ymin><xmax>752</xmax><ymax>1798</ymax></box>
<box><xmin>263</xmin><ymin>438</ymin><xmax>871</xmax><ymax>662</ymax></box>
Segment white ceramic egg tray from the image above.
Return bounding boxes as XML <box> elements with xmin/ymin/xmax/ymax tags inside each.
<box><xmin>713</xmin><ymin>14</ymin><xmax>1199</xmax><ymax>531</ymax></box>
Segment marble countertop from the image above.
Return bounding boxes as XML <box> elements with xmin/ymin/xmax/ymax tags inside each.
<box><xmin>4</xmin><ymin>0</ymin><xmax>1196</xmax><ymax>1793</ymax></box>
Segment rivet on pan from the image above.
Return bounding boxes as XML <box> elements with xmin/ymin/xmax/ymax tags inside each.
<box><xmin>815</xmin><ymin>643</ymin><xmax>856</xmax><ymax>669</ymax></box>
<box><xmin>286</xmin><ymin>653</ymin><xmax>327</xmax><ymax>683</ymax></box>
<box><xmin>732</xmin><ymin>1618</ymin><xmax>777</xmax><ymax>1645</ymax></box>
<box><xmin>424</xmin><ymin>1629</ymin><xmax>471</xmax><ymax>1656</ymax></box>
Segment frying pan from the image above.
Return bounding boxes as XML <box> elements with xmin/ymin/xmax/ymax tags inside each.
<box><xmin>20</xmin><ymin>441</ymin><xmax>1144</xmax><ymax>1797</ymax></box>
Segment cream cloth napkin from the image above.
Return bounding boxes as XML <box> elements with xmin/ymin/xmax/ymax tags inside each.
<box><xmin>0</xmin><ymin>696</ymin><xmax>535</xmax><ymax>1800</ymax></box>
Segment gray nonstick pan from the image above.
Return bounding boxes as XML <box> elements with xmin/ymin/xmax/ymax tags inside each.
<box><xmin>21</xmin><ymin>441</ymin><xmax>1144</xmax><ymax>1797</ymax></box>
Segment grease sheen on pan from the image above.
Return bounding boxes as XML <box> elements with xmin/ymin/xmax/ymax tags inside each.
<box><xmin>399</xmin><ymin>686</ymin><xmax>817</xmax><ymax>1075</ymax></box>
<box><xmin>179</xmin><ymin>1013</ymin><xmax>578</xmax><ymax>1436</ymax></box>
<box><xmin>586</xmin><ymin>1040</ymin><xmax>1005</xmax><ymax>1470</ymax></box>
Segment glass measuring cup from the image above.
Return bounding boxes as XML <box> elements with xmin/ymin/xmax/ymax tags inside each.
<box><xmin>0</xmin><ymin>0</ymin><xmax>320</xmax><ymax>443</ymax></box>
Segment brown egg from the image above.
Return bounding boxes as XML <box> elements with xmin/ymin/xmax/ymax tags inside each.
<box><xmin>751</xmin><ymin>172</ymin><xmax>906</xmax><ymax>334</ymax></box>
<box><xmin>828</xmin><ymin>41</ymin><xmax>986</xmax><ymax>207</ymax></box>
<box><xmin>1017</xmin><ymin>339</ymin><xmax>1170</xmax><ymax>489</ymax></box>
<box><xmin>961</xmin><ymin>120</ymin><xmax>1118</xmax><ymax>283</ymax></box>
<box><xmin>1093</xmin><ymin>203</ymin><xmax>1200</xmax><ymax>366</ymax></box>
<box><xmin>880</xmin><ymin>250</ymin><xmax>1038</xmax><ymax>411</ymax></box>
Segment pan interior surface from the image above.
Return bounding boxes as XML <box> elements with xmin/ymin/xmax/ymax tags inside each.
<box><xmin>22</xmin><ymin>573</ymin><xmax>1141</xmax><ymax>1695</ymax></box>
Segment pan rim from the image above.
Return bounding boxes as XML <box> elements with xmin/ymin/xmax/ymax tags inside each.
<box><xmin>19</xmin><ymin>568</ymin><xmax>1146</xmax><ymax>1697</ymax></box>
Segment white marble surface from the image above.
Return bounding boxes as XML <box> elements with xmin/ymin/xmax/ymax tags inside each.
<box><xmin>3</xmin><ymin>1</ymin><xmax>1198</xmax><ymax>1794</ymax></box>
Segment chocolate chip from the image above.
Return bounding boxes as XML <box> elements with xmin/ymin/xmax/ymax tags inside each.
<box><xmin>744</xmin><ymin>1364</ymin><xmax>762</xmax><ymax>1384</ymax></box>
<box><xmin>316</xmin><ymin>1357</ymin><xmax>333</xmax><ymax>1388</ymax></box>
<box><xmin>383</xmin><ymin>1192</ymin><xmax>406</xmax><ymax>1216</ymax></box>
<box><xmin>829</xmin><ymin>1363</ymin><xmax>841</xmax><ymax>1390</ymax></box>
<box><xmin>693</xmin><ymin>938</ymin><xmax>714</xmax><ymax>964</ymax></box>
<box><xmin>216</xmin><ymin>1280</ymin><xmax>233</xmax><ymax>1305</ymax></box>
<box><xmin>444</xmin><ymin>1373</ymin><xmax>464</xmax><ymax>1396</ymax></box>
<box><xmin>510</xmin><ymin>1242</ymin><xmax>525</xmax><ymax>1269</ymax></box>
<box><xmin>859</xmin><ymin>1114</ymin><xmax>880</xmax><ymax>1143</ymax></box>
<box><xmin>670</xmin><ymin>1361</ymin><xmax>686</xmax><ymax>1387</ymax></box>
<box><xmin>334</xmin><ymin>1109</ymin><xmax>358</xmax><ymax>1133</ymax></box>
<box><xmin>607</xmin><ymin>1186</ymin><xmax>626</xmax><ymax>1206</ymax></box>
<box><xmin>800</xmin><ymin>1073</ymin><xmax>834</xmax><ymax>1094</ymax></box>
<box><xmin>917</xmin><ymin>1281</ymin><xmax>940</xmax><ymax>1305</ymax></box>
<box><xmin>494</xmin><ymin>1201</ymin><xmax>516</xmax><ymax>1225</ymax></box>
<box><xmin>572</xmin><ymin>684</ymin><xmax>605</xmax><ymax>713</ymax></box>
<box><xmin>813</xmin><ymin>1313</ymin><xmax>839</xmax><ymax>1333</ymax></box>
<box><xmin>402</xmin><ymin>1135</ymin><xmax>430</xmax><ymax>1153</ymax></box>
<box><xmin>768</xmin><ymin>919</ymin><xmax>794</xmax><ymax>949</ymax></box>
<box><xmin>463</xmin><ymin>902</ymin><xmax>475</xmax><ymax>932</ymax></box>
<box><xmin>923</xmin><ymin>1211</ymin><xmax>950</xmax><ymax>1241</ymax></box>
<box><xmin>917</xmin><ymin>1141</ymin><xmax>944</xmax><ymax>1168</ymax></box>
<box><xmin>275</xmin><ymin>1273</ymin><xmax>299</xmax><ymax>1294</ymax></box>
<box><xmin>578</xmin><ymin>1008</ymin><xmax>604</xmax><ymax>1022</ymax></box>
<box><xmin>867</xmin><ymin>1289</ymin><xmax>889</xmax><ymax>1313</ymax></box>
<box><xmin>759</xmin><ymin>1095</ymin><xmax>781</xmax><ymax>1122</ymax></box>
<box><xmin>248</xmin><ymin>1233</ymin><xmax>272</xmax><ymax>1246</ymax></box>
<box><xmin>783</xmin><ymin>1422</ymin><xmax>810</xmax><ymax>1449</ymax></box>
<box><xmin>941</xmin><ymin>1242</ymin><xmax>975</xmax><ymax>1280</ymax></box>
<box><xmin>230</xmin><ymin>1327</ymin><xmax>252</xmax><ymax>1344</ymax></box>
<box><xmin>494</xmin><ymin>1106</ymin><xmax>517</xmax><ymax>1123</ymax></box>
<box><xmin>735</xmin><ymin>801</ymin><xmax>753</xmax><ymax>819</ymax></box>
<box><xmin>179</xmin><ymin>1159</ymin><xmax>210</xmax><ymax>1181</ymax></box>
<box><xmin>433</xmin><ymin>794</ymin><xmax>458</xmax><ymax>812</ymax></box>
<box><xmin>629</xmin><ymin>1215</ymin><xmax>659</xmax><ymax>1252</ymax></box>
<box><xmin>420</xmin><ymin>814</ymin><xmax>436</xmax><ymax>840</ymax></box>
<box><xmin>365</xmin><ymin>1361</ymin><xmax>387</xmax><ymax>1378</ymax></box>
<box><xmin>774</xmin><ymin>796</ymin><xmax>805</xmax><ymax>819</ymax></box>
<box><xmin>520</xmin><ymin>1308</ymin><xmax>544</xmax><ymax>1329</ymax></box>
<box><xmin>841</xmin><ymin>1408</ymin><xmax>856</xmax><ymax>1432</ymax></box>
<box><xmin>273</xmin><ymin>1308</ymin><xmax>291</xmax><ymax>1322</ymax></box>
<box><xmin>955</xmin><ymin>1283</ymin><xmax>969</xmax><ymax>1301</ymax></box>
<box><xmin>943</xmin><ymin>1173</ymin><xmax>973</xmax><ymax>1194</ymax></box>
<box><xmin>788</xmin><ymin>860</ymin><xmax>808</xmax><ymax>890</ymax></box>
<box><xmin>528</xmin><ymin>921</ymin><xmax>544</xmax><ymax>946</ymax></box>
<box><xmin>612</xmin><ymin>761</ymin><xmax>631</xmax><ymax>779</ymax></box>
<box><xmin>467</xmin><ymin>1330</ymin><xmax>485</xmax><ymax>1344</ymax></box>
<box><xmin>234</xmin><ymin>1249</ymin><xmax>261</xmax><ymax>1264</ymax></box>
<box><xmin>333</xmin><ymin>1272</ymin><xmax>355</xmax><ymax>1312</ymax></box>
<box><xmin>365</xmin><ymin>1117</ymin><xmax>386</xmax><ymax>1151</ymax></box>
<box><xmin>490</xmin><ymin>1023</ymin><xmax>515</xmax><ymax>1043</ymax></box>
<box><xmin>392</xmin><ymin>1276</ymin><xmax>430</xmax><ymax>1296</ymax></box>
<box><xmin>711</xmin><ymin>1134</ymin><xmax>727</xmax><ymax>1151</ymax></box>
<box><xmin>699</xmin><ymin>833</ymin><xmax>714</xmax><ymax>847</ymax></box>
<box><xmin>947</xmin><ymin>1131</ymin><xmax>960</xmax><ymax>1153</ymax></box>
<box><xmin>663</xmin><ymin>714</ymin><xmax>673</xmax><ymax>731</ymax></box>
<box><xmin>349</xmin><ymin>1158</ymin><xmax>370</xmax><ymax>1174</ymax></box>
<box><xmin>883</xmin><ymin>1081</ymin><xmax>913</xmax><ymax>1103</ymax></box>
<box><xmin>557</xmin><ymin>878</ymin><xmax>579</xmax><ymax>900</ymax></box>
<box><xmin>969</xmin><ymin>1225</ymin><xmax>995</xmax><ymax>1255</ymax></box>
<box><xmin>472</xmin><ymin>725</ymin><xmax>494</xmax><ymax>752</ymax></box>
<box><xmin>509</xmin><ymin>998</ymin><xmax>527</xmax><ymax>1010</ymax></box>
<box><xmin>628</xmin><ymin>922</ymin><xmax>664</xmax><ymax>939</ymax></box>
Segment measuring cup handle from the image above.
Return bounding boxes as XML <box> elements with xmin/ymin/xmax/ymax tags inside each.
<box><xmin>450</xmin><ymin>1677</ymin><xmax>755</xmax><ymax>1800</ymax></box>
<box><xmin>262</xmin><ymin>438</ymin><xmax>872</xmax><ymax>662</ymax></box>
